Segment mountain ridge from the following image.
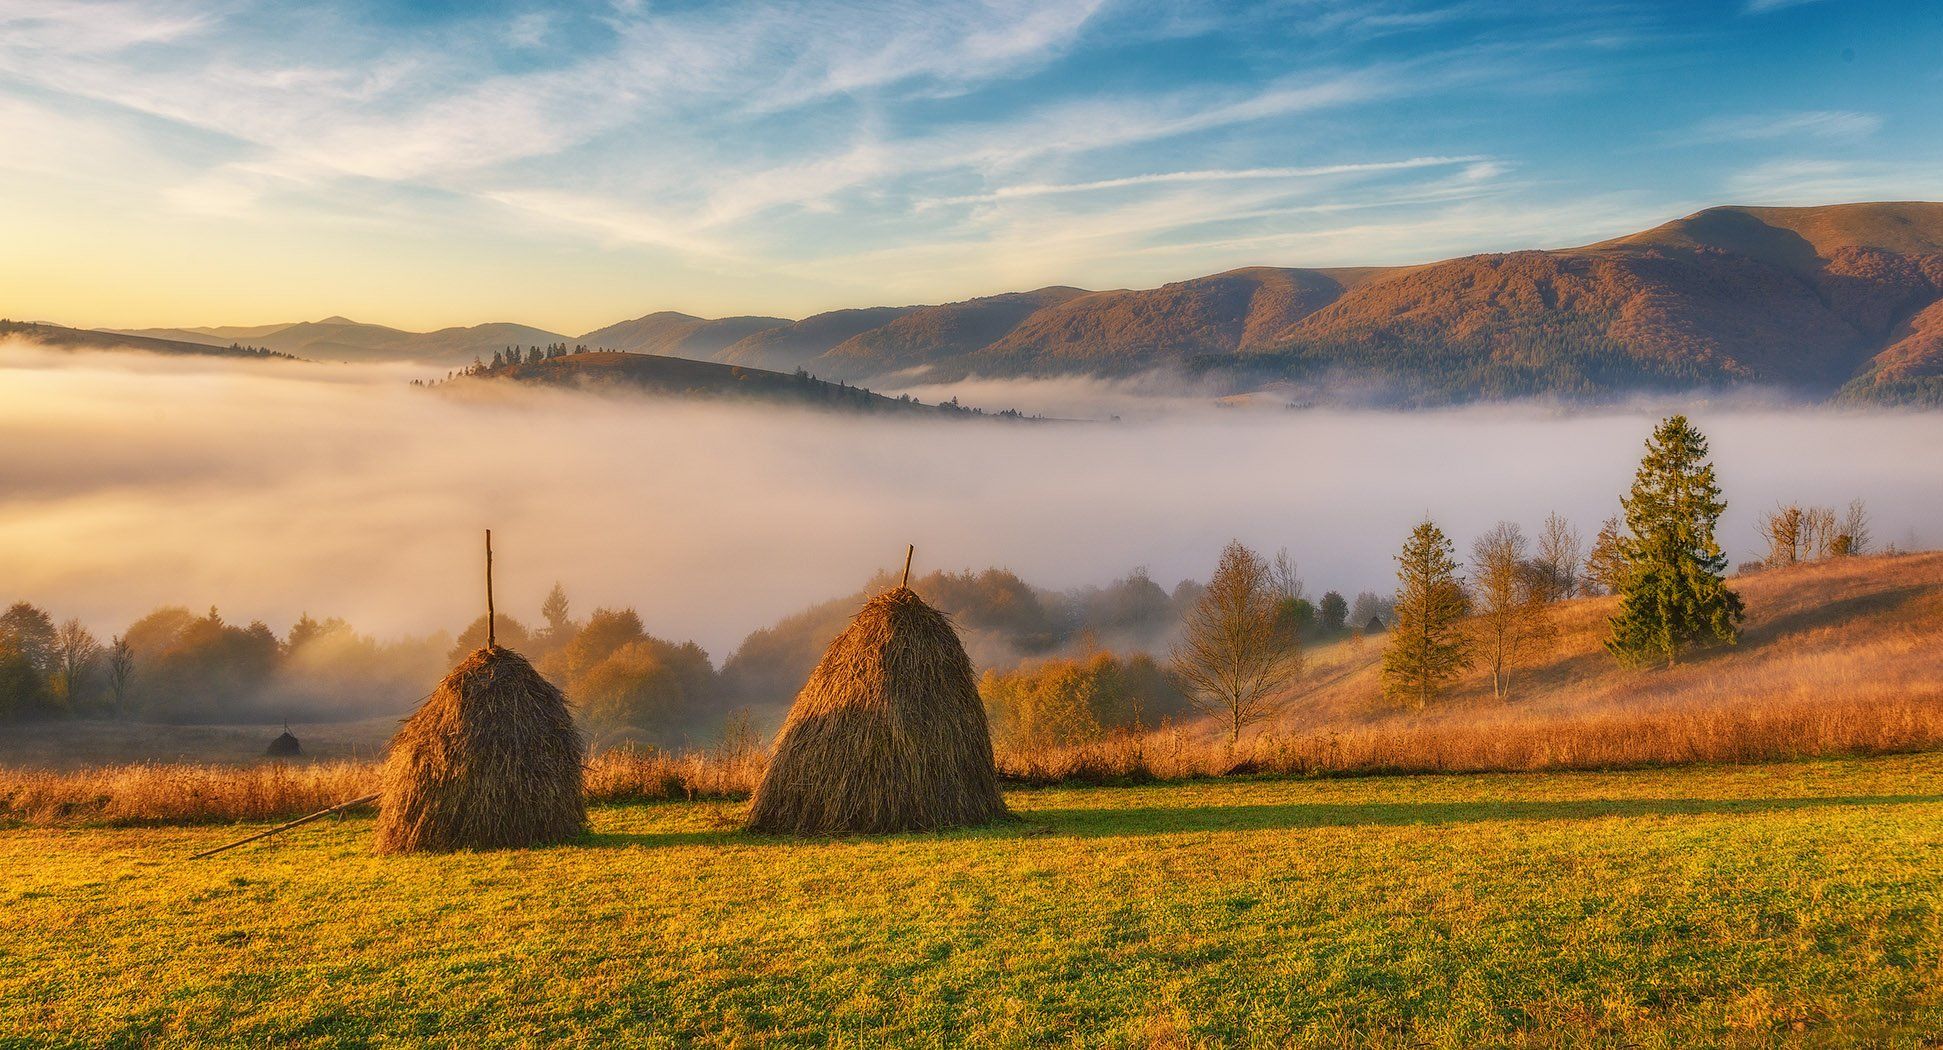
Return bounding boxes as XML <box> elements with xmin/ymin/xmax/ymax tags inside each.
<box><xmin>62</xmin><ymin>201</ymin><xmax>1943</xmax><ymax>405</ymax></box>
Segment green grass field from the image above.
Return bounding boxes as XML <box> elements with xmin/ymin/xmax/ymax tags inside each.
<box><xmin>7</xmin><ymin>754</ymin><xmax>1943</xmax><ymax>1047</ymax></box>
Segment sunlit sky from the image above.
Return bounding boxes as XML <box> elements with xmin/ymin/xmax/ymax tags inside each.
<box><xmin>3</xmin><ymin>0</ymin><xmax>1939</xmax><ymax>333</ymax></box>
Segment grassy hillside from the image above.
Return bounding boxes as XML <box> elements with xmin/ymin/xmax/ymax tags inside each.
<box><xmin>7</xmin><ymin>753</ymin><xmax>1943</xmax><ymax>1045</ymax></box>
<box><xmin>1279</xmin><ymin>552</ymin><xmax>1943</xmax><ymax>742</ymax></box>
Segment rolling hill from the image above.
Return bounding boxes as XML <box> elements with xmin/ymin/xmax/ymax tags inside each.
<box><xmin>108</xmin><ymin>317</ymin><xmax>569</xmax><ymax>366</ymax></box>
<box><xmin>457</xmin><ymin>349</ymin><xmax>1033</xmax><ymax>418</ymax></box>
<box><xmin>0</xmin><ymin>320</ymin><xmax>296</xmax><ymax>360</ymax></box>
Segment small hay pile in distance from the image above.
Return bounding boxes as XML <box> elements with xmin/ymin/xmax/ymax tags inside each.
<box><xmin>374</xmin><ymin>646</ymin><xmax>586</xmax><ymax>853</ymax></box>
<box><xmin>748</xmin><ymin>586</ymin><xmax>1008</xmax><ymax>835</ymax></box>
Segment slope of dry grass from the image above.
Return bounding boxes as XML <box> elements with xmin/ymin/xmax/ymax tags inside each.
<box><xmin>1293</xmin><ymin>551</ymin><xmax>1943</xmax><ymax>729</ymax></box>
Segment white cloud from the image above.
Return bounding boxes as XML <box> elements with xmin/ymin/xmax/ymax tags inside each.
<box><xmin>1743</xmin><ymin>0</ymin><xmax>1832</xmax><ymax>13</ymax></box>
<box><xmin>1725</xmin><ymin>158</ymin><xmax>1943</xmax><ymax>204</ymax></box>
<box><xmin>1686</xmin><ymin>110</ymin><xmax>1882</xmax><ymax>144</ymax></box>
<box><xmin>0</xmin><ymin>0</ymin><xmax>209</xmax><ymax>54</ymax></box>
<box><xmin>919</xmin><ymin>155</ymin><xmax>1489</xmax><ymax>206</ymax></box>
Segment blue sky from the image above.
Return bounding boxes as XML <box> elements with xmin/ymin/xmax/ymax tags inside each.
<box><xmin>1</xmin><ymin>0</ymin><xmax>1938</xmax><ymax>331</ymax></box>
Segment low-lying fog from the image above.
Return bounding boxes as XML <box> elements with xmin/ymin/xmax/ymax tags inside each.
<box><xmin>3</xmin><ymin>341</ymin><xmax>1939</xmax><ymax>657</ymax></box>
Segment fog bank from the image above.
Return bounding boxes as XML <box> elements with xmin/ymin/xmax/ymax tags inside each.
<box><xmin>3</xmin><ymin>341</ymin><xmax>1939</xmax><ymax>656</ymax></box>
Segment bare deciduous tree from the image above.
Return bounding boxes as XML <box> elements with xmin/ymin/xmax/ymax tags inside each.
<box><xmin>1764</xmin><ymin>500</ymin><xmax>1871</xmax><ymax>564</ymax></box>
<box><xmin>1269</xmin><ymin>547</ymin><xmax>1304</xmax><ymax>604</ymax></box>
<box><xmin>1838</xmin><ymin>499</ymin><xmax>1873</xmax><ymax>556</ymax></box>
<box><xmin>1803</xmin><ymin>505</ymin><xmax>1839</xmax><ymax>561</ymax></box>
<box><xmin>54</xmin><ymin>618</ymin><xmax>100</xmax><ymax>707</ymax></box>
<box><xmin>1172</xmin><ymin>540</ymin><xmax>1304</xmax><ymax>745</ymax></box>
<box><xmin>1533</xmin><ymin>511</ymin><xmax>1584</xmax><ymax>601</ymax></box>
<box><xmin>1761</xmin><ymin>503</ymin><xmax>1804</xmax><ymax>567</ymax></box>
<box><xmin>106</xmin><ymin>634</ymin><xmax>135</xmax><ymax>718</ymax></box>
<box><xmin>1470</xmin><ymin>523</ymin><xmax>1552</xmax><ymax>701</ymax></box>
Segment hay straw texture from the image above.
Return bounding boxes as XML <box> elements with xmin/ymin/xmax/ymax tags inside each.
<box><xmin>374</xmin><ymin>646</ymin><xmax>586</xmax><ymax>853</ymax></box>
<box><xmin>748</xmin><ymin>587</ymin><xmax>1008</xmax><ymax>835</ymax></box>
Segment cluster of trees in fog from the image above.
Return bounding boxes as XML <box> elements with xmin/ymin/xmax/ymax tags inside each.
<box><xmin>0</xmin><ymin>567</ymin><xmax>1210</xmax><ymax>743</ymax></box>
<box><xmin>0</xmin><ymin>604</ymin><xmax>449</xmax><ymax>725</ymax></box>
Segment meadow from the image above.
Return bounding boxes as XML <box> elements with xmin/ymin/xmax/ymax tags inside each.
<box><xmin>5</xmin><ymin>753</ymin><xmax>1943</xmax><ymax>1047</ymax></box>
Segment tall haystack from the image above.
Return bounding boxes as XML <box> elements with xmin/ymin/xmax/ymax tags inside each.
<box><xmin>747</xmin><ymin>586</ymin><xmax>1007</xmax><ymax>835</ymax></box>
<box><xmin>265</xmin><ymin>728</ymin><xmax>301</xmax><ymax>757</ymax></box>
<box><xmin>373</xmin><ymin>645</ymin><xmax>586</xmax><ymax>853</ymax></box>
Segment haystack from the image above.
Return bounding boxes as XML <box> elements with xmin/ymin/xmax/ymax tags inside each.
<box><xmin>265</xmin><ymin>729</ymin><xmax>301</xmax><ymax>757</ymax></box>
<box><xmin>747</xmin><ymin>586</ymin><xmax>1007</xmax><ymax>835</ymax></box>
<box><xmin>373</xmin><ymin>645</ymin><xmax>586</xmax><ymax>853</ymax></box>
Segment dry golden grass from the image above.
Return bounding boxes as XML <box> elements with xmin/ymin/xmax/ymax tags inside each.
<box><xmin>0</xmin><ymin>760</ymin><xmax>377</xmax><ymax>827</ymax></box>
<box><xmin>1</xmin><ymin>748</ymin><xmax>766</xmax><ymax>828</ymax></box>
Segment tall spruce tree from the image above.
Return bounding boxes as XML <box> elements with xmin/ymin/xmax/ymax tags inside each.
<box><xmin>1383</xmin><ymin>519</ymin><xmax>1471</xmax><ymax>707</ymax></box>
<box><xmin>1606</xmin><ymin>415</ymin><xmax>1745</xmax><ymax>668</ymax></box>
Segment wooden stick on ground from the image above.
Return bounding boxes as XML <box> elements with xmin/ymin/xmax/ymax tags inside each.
<box><xmin>188</xmin><ymin>793</ymin><xmax>381</xmax><ymax>861</ymax></box>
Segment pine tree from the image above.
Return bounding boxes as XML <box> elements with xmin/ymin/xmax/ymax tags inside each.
<box><xmin>539</xmin><ymin>582</ymin><xmax>574</xmax><ymax>644</ymax></box>
<box><xmin>1606</xmin><ymin>415</ymin><xmax>1745</xmax><ymax>668</ymax></box>
<box><xmin>1383</xmin><ymin>519</ymin><xmax>1470</xmax><ymax>707</ymax></box>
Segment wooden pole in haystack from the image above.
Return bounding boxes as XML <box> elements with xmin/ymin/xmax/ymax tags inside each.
<box><xmin>486</xmin><ymin>528</ymin><xmax>496</xmax><ymax>648</ymax></box>
<box><xmin>901</xmin><ymin>544</ymin><xmax>915</xmax><ymax>589</ymax></box>
<box><xmin>188</xmin><ymin>793</ymin><xmax>380</xmax><ymax>860</ymax></box>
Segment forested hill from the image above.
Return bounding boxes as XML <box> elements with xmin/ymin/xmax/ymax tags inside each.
<box><xmin>452</xmin><ymin>348</ymin><xmax>1036</xmax><ymax>419</ymax></box>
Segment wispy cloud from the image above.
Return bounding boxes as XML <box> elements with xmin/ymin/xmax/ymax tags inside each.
<box><xmin>1726</xmin><ymin>158</ymin><xmax>1943</xmax><ymax>204</ymax></box>
<box><xmin>919</xmin><ymin>155</ymin><xmax>1489</xmax><ymax>207</ymax></box>
<box><xmin>1743</xmin><ymin>0</ymin><xmax>1832</xmax><ymax>13</ymax></box>
<box><xmin>1683</xmin><ymin>110</ymin><xmax>1882</xmax><ymax>145</ymax></box>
